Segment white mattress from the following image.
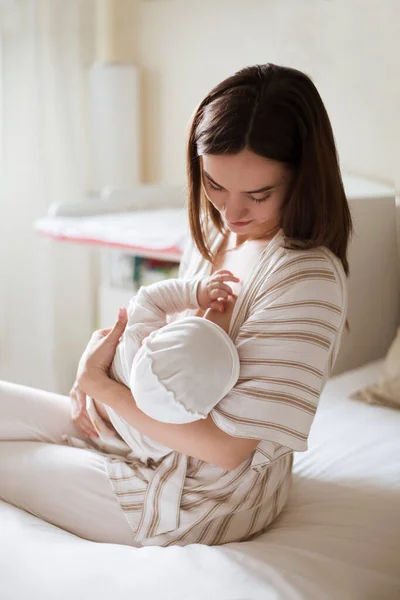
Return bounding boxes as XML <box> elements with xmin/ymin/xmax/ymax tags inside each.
<box><xmin>1</xmin><ymin>360</ymin><xmax>399</xmax><ymax>600</ymax></box>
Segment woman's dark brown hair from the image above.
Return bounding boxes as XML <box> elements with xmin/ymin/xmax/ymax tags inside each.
<box><xmin>186</xmin><ymin>63</ymin><xmax>353</xmax><ymax>275</ymax></box>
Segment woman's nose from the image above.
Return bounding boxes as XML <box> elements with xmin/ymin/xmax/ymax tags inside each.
<box><xmin>224</xmin><ymin>198</ymin><xmax>248</xmax><ymax>222</ymax></box>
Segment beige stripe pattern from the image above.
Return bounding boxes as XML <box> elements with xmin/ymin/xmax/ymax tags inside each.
<box><xmin>99</xmin><ymin>227</ymin><xmax>347</xmax><ymax>546</ymax></box>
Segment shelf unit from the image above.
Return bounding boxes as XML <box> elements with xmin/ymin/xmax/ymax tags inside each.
<box><xmin>35</xmin><ymin>206</ymin><xmax>186</xmax><ymax>328</ymax></box>
<box><xmin>98</xmin><ymin>246</ymin><xmax>181</xmax><ymax>327</ymax></box>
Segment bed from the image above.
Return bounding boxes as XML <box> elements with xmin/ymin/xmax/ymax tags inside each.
<box><xmin>1</xmin><ymin>193</ymin><xmax>399</xmax><ymax>600</ymax></box>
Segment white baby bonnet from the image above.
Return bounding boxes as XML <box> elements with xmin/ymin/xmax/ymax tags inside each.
<box><xmin>130</xmin><ymin>316</ymin><xmax>240</xmax><ymax>424</ymax></box>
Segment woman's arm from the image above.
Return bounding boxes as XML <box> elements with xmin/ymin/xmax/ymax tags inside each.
<box><xmin>92</xmin><ymin>397</ymin><xmax>113</xmax><ymax>425</ymax></box>
<box><xmin>89</xmin><ymin>375</ymin><xmax>259</xmax><ymax>471</ymax></box>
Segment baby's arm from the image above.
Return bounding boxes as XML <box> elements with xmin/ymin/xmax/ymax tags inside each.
<box><xmin>129</xmin><ymin>276</ymin><xmax>202</xmax><ymax>327</ymax></box>
<box><xmin>109</xmin><ymin>277</ymin><xmax>204</xmax><ymax>385</ymax></box>
<box><xmin>125</xmin><ymin>270</ymin><xmax>240</xmax><ymax>347</ymax></box>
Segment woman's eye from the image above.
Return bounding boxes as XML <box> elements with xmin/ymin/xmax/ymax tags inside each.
<box><xmin>250</xmin><ymin>194</ymin><xmax>271</xmax><ymax>203</ymax></box>
<box><xmin>206</xmin><ymin>179</ymin><xmax>271</xmax><ymax>203</ymax></box>
<box><xmin>207</xmin><ymin>181</ymin><xmax>222</xmax><ymax>192</ymax></box>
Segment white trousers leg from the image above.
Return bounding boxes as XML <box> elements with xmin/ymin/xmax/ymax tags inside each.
<box><xmin>0</xmin><ymin>380</ymin><xmax>136</xmax><ymax>546</ymax></box>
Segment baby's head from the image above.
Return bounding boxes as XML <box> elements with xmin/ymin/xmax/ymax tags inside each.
<box><xmin>130</xmin><ymin>316</ymin><xmax>240</xmax><ymax>424</ymax></box>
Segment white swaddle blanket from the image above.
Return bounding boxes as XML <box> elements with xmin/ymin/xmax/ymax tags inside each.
<box><xmin>86</xmin><ymin>277</ymin><xmax>240</xmax><ymax>462</ymax></box>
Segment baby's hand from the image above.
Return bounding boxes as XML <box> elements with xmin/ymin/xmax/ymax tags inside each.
<box><xmin>197</xmin><ymin>270</ymin><xmax>240</xmax><ymax>313</ymax></box>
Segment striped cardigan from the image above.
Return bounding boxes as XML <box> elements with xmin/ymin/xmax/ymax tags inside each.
<box><xmin>63</xmin><ymin>227</ymin><xmax>347</xmax><ymax>547</ymax></box>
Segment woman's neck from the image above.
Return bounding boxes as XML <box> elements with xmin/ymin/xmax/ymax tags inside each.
<box><xmin>232</xmin><ymin>222</ymin><xmax>280</xmax><ymax>248</ymax></box>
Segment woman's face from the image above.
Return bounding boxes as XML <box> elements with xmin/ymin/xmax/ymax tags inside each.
<box><xmin>200</xmin><ymin>149</ymin><xmax>292</xmax><ymax>240</ymax></box>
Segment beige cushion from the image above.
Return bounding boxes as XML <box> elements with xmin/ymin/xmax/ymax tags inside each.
<box><xmin>351</xmin><ymin>328</ymin><xmax>400</xmax><ymax>409</ymax></box>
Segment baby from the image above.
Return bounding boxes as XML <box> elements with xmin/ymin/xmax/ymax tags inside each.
<box><xmin>86</xmin><ymin>270</ymin><xmax>241</xmax><ymax>460</ymax></box>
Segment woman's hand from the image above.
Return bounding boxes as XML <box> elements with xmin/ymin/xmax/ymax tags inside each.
<box><xmin>197</xmin><ymin>270</ymin><xmax>240</xmax><ymax>312</ymax></box>
<box><xmin>76</xmin><ymin>307</ymin><xmax>128</xmax><ymax>398</ymax></box>
<box><xmin>69</xmin><ymin>380</ymin><xmax>99</xmax><ymax>438</ymax></box>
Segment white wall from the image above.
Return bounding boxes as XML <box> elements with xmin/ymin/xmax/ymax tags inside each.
<box><xmin>0</xmin><ymin>1</ymin><xmax>96</xmax><ymax>392</ymax></box>
<box><xmin>0</xmin><ymin>3</ymin><xmax>53</xmax><ymax>389</ymax></box>
<box><xmin>121</xmin><ymin>0</ymin><xmax>398</xmax><ymax>189</ymax></box>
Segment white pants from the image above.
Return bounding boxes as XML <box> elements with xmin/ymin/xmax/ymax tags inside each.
<box><xmin>0</xmin><ymin>380</ymin><xmax>137</xmax><ymax>546</ymax></box>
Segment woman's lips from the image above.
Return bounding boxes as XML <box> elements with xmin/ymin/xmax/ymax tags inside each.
<box><xmin>227</xmin><ymin>220</ymin><xmax>252</xmax><ymax>227</ymax></box>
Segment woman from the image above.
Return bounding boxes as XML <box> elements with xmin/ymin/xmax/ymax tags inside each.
<box><xmin>0</xmin><ymin>63</ymin><xmax>351</xmax><ymax>547</ymax></box>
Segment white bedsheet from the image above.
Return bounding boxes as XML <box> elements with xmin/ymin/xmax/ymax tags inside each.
<box><xmin>1</xmin><ymin>360</ymin><xmax>399</xmax><ymax>600</ymax></box>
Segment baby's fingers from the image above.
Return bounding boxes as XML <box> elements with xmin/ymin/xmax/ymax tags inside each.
<box><xmin>213</xmin><ymin>270</ymin><xmax>240</xmax><ymax>283</ymax></box>
<box><xmin>210</xmin><ymin>288</ymin><xmax>229</xmax><ymax>301</ymax></box>
<box><xmin>210</xmin><ymin>281</ymin><xmax>234</xmax><ymax>296</ymax></box>
<box><xmin>210</xmin><ymin>300</ymin><xmax>225</xmax><ymax>313</ymax></box>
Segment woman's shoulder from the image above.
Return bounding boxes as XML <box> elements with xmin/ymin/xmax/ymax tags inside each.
<box><xmin>252</xmin><ymin>241</ymin><xmax>348</xmax><ymax>314</ymax></box>
<box><xmin>271</xmin><ymin>240</ymin><xmax>346</xmax><ymax>285</ymax></box>
<box><xmin>275</xmin><ymin>238</ymin><xmax>342</xmax><ymax>264</ymax></box>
